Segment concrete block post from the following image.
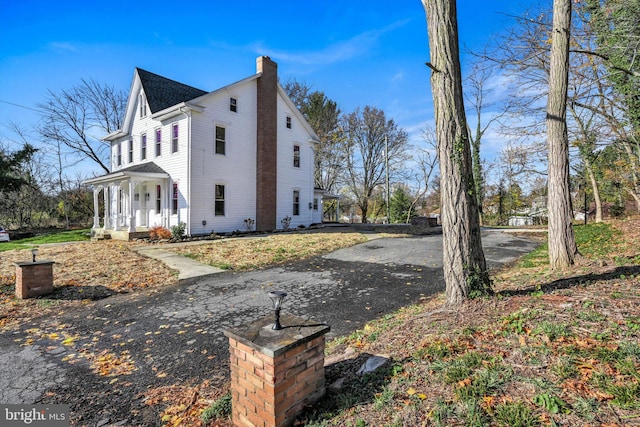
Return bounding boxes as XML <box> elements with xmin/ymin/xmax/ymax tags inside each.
<box><xmin>14</xmin><ymin>261</ymin><xmax>55</xmax><ymax>299</ymax></box>
<box><xmin>223</xmin><ymin>314</ymin><xmax>330</xmax><ymax>427</ymax></box>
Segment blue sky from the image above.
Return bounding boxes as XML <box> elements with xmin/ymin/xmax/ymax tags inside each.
<box><xmin>0</xmin><ymin>0</ymin><xmax>529</xmax><ymax>176</ymax></box>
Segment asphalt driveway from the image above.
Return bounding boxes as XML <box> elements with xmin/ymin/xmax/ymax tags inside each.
<box><xmin>0</xmin><ymin>229</ymin><xmax>538</xmax><ymax>426</ymax></box>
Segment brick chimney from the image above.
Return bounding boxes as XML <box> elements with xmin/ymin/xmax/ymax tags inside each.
<box><xmin>255</xmin><ymin>56</ymin><xmax>278</xmax><ymax>232</ymax></box>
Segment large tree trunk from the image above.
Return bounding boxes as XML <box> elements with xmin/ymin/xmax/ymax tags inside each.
<box><xmin>547</xmin><ymin>0</ymin><xmax>579</xmax><ymax>269</ymax></box>
<box><xmin>422</xmin><ymin>0</ymin><xmax>490</xmax><ymax>306</ymax></box>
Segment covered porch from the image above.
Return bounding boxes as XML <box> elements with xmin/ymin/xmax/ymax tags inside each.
<box><xmin>83</xmin><ymin>163</ymin><xmax>170</xmax><ymax>241</ymax></box>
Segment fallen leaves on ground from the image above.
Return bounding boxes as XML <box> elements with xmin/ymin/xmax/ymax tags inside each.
<box><xmin>169</xmin><ymin>232</ymin><xmax>368</xmax><ymax>270</ymax></box>
<box><xmin>142</xmin><ymin>380</ymin><xmax>230</xmax><ymax>427</ymax></box>
<box><xmin>0</xmin><ymin>240</ymin><xmax>177</xmax><ymax>329</ymax></box>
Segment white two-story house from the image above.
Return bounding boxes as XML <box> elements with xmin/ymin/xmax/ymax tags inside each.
<box><xmin>85</xmin><ymin>56</ymin><xmax>322</xmax><ymax>240</ymax></box>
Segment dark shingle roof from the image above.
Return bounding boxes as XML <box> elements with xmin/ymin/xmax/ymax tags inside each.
<box><xmin>117</xmin><ymin>162</ymin><xmax>168</xmax><ymax>174</ymax></box>
<box><xmin>136</xmin><ymin>68</ymin><xmax>208</xmax><ymax>113</ymax></box>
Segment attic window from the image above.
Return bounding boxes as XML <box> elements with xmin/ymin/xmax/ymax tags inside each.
<box><xmin>286</xmin><ymin>116</ymin><xmax>292</xmax><ymax>129</ymax></box>
<box><xmin>139</xmin><ymin>93</ymin><xmax>147</xmax><ymax>118</ymax></box>
<box><xmin>229</xmin><ymin>97</ymin><xmax>237</xmax><ymax>113</ymax></box>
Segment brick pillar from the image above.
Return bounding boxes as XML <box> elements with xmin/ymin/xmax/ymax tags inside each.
<box><xmin>224</xmin><ymin>314</ymin><xmax>330</xmax><ymax>427</ymax></box>
<box><xmin>255</xmin><ymin>56</ymin><xmax>278</xmax><ymax>232</ymax></box>
<box><xmin>15</xmin><ymin>261</ymin><xmax>55</xmax><ymax>299</ymax></box>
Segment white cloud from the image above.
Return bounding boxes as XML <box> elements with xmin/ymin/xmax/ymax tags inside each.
<box><xmin>391</xmin><ymin>72</ymin><xmax>404</xmax><ymax>83</ymax></box>
<box><xmin>251</xmin><ymin>19</ymin><xmax>411</xmax><ymax>66</ymax></box>
<box><xmin>48</xmin><ymin>42</ymin><xmax>78</xmax><ymax>53</ymax></box>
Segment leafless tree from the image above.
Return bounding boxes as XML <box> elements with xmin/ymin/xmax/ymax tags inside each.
<box><xmin>341</xmin><ymin>106</ymin><xmax>408</xmax><ymax>224</ymax></box>
<box><xmin>37</xmin><ymin>79</ymin><xmax>126</xmax><ymax>173</ymax></box>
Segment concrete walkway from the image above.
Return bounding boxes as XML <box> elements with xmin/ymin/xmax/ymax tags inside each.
<box><xmin>134</xmin><ymin>246</ymin><xmax>224</xmax><ymax>280</ymax></box>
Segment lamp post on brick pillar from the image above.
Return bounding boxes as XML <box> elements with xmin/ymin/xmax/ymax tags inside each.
<box><xmin>223</xmin><ymin>292</ymin><xmax>330</xmax><ymax>427</ymax></box>
<box><xmin>14</xmin><ymin>250</ymin><xmax>55</xmax><ymax>299</ymax></box>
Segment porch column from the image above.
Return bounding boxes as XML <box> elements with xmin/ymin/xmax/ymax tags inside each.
<box><xmin>92</xmin><ymin>187</ymin><xmax>101</xmax><ymax>229</ymax></box>
<box><xmin>114</xmin><ymin>183</ymin><xmax>121</xmax><ymax>231</ymax></box>
<box><xmin>128</xmin><ymin>181</ymin><xmax>136</xmax><ymax>233</ymax></box>
<box><xmin>103</xmin><ymin>186</ymin><xmax>109</xmax><ymax>230</ymax></box>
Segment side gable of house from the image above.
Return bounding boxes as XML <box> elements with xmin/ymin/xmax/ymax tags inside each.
<box><xmin>136</xmin><ymin>68</ymin><xmax>208</xmax><ymax>114</ymax></box>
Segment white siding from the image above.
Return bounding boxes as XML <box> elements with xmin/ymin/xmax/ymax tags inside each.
<box><xmin>188</xmin><ymin>81</ymin><xmax>258</xmax><ymax>235</ymax></box>
<box><xmin>103</xmin><ymin>66</ymin><xmax>318</xmax><ymax>236</ymax></box>
<box><xmin>276</xmin><ymin>95</ymin><xmax>316</xmax><ymax>229</ymax></box>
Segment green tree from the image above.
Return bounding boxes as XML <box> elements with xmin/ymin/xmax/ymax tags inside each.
<box><xmin>389</xmin><ymin>186</ymin><xmax>413</xmax><ymax>223</ymax></box>
<box><xmin>585</xmin><ymin>0</ymin><xmax>640</xmax><ymax>209</ymax></box>
<box><xmin>0</xmin><ymin>143</ymin><xmax>37</xmax><ymax>192</ymax></box>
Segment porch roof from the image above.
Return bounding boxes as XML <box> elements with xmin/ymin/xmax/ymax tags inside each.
<box><xmin>83</xmin><ymin>162</ymin><xmax>170</xmax><ymax>186</ymax></box>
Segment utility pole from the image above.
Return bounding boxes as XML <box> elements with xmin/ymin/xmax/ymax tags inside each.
<box><xmin>385</xmin><ymin>135</ymin><xmax>390</xmax><ymax>223</ymax></box>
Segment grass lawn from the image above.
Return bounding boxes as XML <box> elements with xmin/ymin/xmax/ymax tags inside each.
<box><xmin>0</xmin><ymin>228</ymin><xmax>91</xmax><ymax>252</ymax></box>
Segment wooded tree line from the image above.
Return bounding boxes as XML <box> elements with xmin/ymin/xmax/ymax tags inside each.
<box><xmin>420</xmin><ymin>0</ymin><xmax>639</xmax><ymax>303</ymax></box>
<box><xmin>475</xmin><ymin>0</ymin><xmax>640</xmax><ymax>225</ymax></box>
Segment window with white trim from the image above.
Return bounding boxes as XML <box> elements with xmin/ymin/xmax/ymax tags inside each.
<box><xmin>229</xmin><ymin>97</ymin><xmax>237</xmax><ymax>112</ymax></box>
<box><xmin>293</xmin><ymin>190</ymin><xmax>300</xmax><ymax>216</ymax></box>
<box><xmin>215</xmin><ymin>184</ymin><xmax>225</xmax><ymax>216</ymax></box>
<box><xmin>116</xmin><ymin>142</ymin><xmax>122</xmax><ymax>166</ymax></box>
<box><xmin>286</xmin><ymin>116</ymin><xmax>292</xmax><ymax>129</ymax></box>
<box><xmin>156</xmin><ymin>185</ymin><xmax>162</xmax><ymax>212</ymax></box>
<box><xmin>172</xmin><ymin>183</ymin><xmax>178</xmax><ymax>215</ymax></box>
<box><xmin>171</xmin><ymin>123</ymin><xmax>179</xmax><ymax>153</ymax></box>
<box><xmin>293</xmin><ymin>145</ymin><xmax>300</xmax><ymax>168</ymax></box>
<box><xmin>141</xmin><ymin>133</ymin><xmax>147</xmax><ymax>160</ymax></box>
<box><xmin>215</xmin><ymin>125</ymin><xmax>226</xmax><ymax>155</ymax></box>
<box><xmin>313</xmin><ymin>198</ymin><xmax>318</xmax><ymax>210</ymax></box>
<box><xmin>139</xmin><ymin>93</ymin><xmax>147</xmax><ymax>118</ymax></box>
<box><xmin>155</xmin><ymin>128</ymin><xmax>162</xmax><ymax>157</ymax></box>
<box><xmin>128</xmin><ymin>140</ymin><xmax>133</xmax><ymax>163</ymax></box>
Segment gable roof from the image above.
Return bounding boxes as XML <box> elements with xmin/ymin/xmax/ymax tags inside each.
<box><xmin>83</xmin><ymin>162</ymin><xmax>169</xmax><ymax>185</ymax></box>
<box><xmin>136</xmin><ymin>68</ymin><xmax>207</xmax><ymax>114</ymax></box>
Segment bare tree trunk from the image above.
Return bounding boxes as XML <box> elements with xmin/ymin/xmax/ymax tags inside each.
<box><xmin>585</xmin><ymin>158</ymin><xmax>603</xmax><ymax>222</ymax></box>
<box><xmin>547</xmin><ymin>0</ymin><xmax>579</xmax><ymax>269</ymax></box>
<box><xmin>422</xmin><ymin>0</ymin><xmax>491</xmax><ymax>306</ymax></box>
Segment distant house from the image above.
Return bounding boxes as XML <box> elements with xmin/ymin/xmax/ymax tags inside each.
<box><xmin>85</xmin><ymin>57</ymin><xmax>322</xmax><ymax>240</ymax></box>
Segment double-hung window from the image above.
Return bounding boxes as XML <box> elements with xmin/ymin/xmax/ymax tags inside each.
<box><xmin>215</xmin><ymin>184</ymin><xmax>225</xmax><ymax>216</ymax></box>
<box><xmin>229</xmin><ymin>97</ymin><xmax>237</xmax><ymax>112</ymax></box>
<box><xmin>172</xmin><ymin>183</ymin><xmax>178</xmax><ymax>215</ymax></box>
<box><xmin>286</xmin><ymin>116</ymin><xmax>292</xmax><ymax>129</ymax></box>
<box><xmin>155</xmin><ymin>128</ymin><xmax>162</xmax><ymax>157</ymax></box>
<box><xmin>156</xmin><ymin>185</ymin><xmax>162</xmax><ymax>212</ymax></box>
<box><xmin>171</xmin><ymin>123</ymin><xmax>179</xmax><ymax>153</ymax></box>
<box><xmin>215</xmin><ymin>125</ymin><xmax>226</xmax><ymax>155</ymax></box>
<box><xmin>116</xmin><ymin>143</ymin><xmax>122</xmax><ymax>166</ymax></box>
<box><xmin>128</xmin><ymin>140</ymin><xmax>133</xmax><ymax>163</ymax></box>
<box><xmin>293</xmin><ymin>190</ymin><xmax>300</xmax><ymax>216</ymax></box>
<box><xmin>139</xmin><ymin>93</ymin><xmax>147</xmax><ymax>118</ymax></box>
<box><xmin>293</xmin><ymin>145</ymin><xmax>300</xmax><ymax>168</ymax></box>
<box><xmin>141</xmin><ymin>134</ymin><xmax>147</xmax><ymax>160</ymax></box>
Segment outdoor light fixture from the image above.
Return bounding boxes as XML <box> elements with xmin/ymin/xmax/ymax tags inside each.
<box><xmin>31</xmin><ymin>248</ymin><xmax>38</xmax><ymax>262</ymax></box>
<box><xmin>268</xmin><ymin>290</ymin><xmax>287</xmax><ymax>330</ymax></box>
